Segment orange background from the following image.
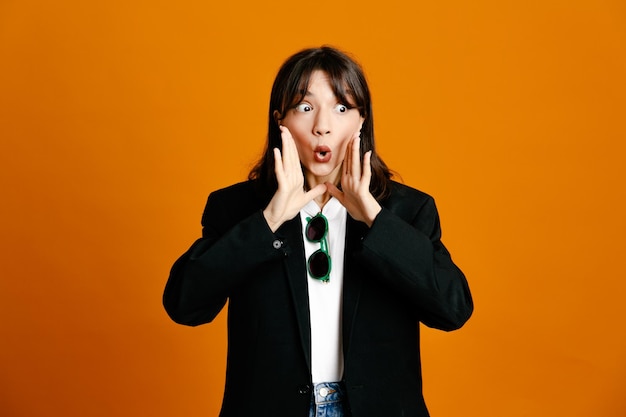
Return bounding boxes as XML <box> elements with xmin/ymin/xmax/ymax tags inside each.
<box><xmin>1</xmin><ymin>1</ymin><xmax>625</xmax><ymax>416</ymax></box>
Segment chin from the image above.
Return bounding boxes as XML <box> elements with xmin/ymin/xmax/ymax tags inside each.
<box><xmin>308</xmin><ymin>164</ymin><xmax>341</xmax><ymax>180</ymax></box>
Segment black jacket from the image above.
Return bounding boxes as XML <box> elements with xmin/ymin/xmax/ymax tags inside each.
<box><xmin>164</xmin><ymin>180</ymin><xmax>473</xmax><ymax>417</ymax></box>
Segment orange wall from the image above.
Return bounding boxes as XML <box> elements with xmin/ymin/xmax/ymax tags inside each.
<box><xmin>1</xmin><ymin>1</ymin><xmax>625</xmax><ymax>416</ymax></box>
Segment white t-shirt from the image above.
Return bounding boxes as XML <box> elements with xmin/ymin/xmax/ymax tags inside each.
<box><xmin>300</xmin><ymin>197</ymin><xmax>347</xmax><ymax>383</ymax></box>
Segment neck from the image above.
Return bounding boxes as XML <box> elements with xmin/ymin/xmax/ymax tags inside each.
<box><xmin>305</xmin><ymin>167</ymin><xmax>341</xmax><ymax>210</ymax></box>
<box><xmin>313</xmin><ymin>192</ymin><xmax>331</xmax><ymax>210</ymax></box>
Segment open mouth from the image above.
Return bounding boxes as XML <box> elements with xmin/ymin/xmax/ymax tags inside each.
<box><xmin>314</xmin><ymin>146</ymin><xmax>332</xmax><ymax>162</ymax></box>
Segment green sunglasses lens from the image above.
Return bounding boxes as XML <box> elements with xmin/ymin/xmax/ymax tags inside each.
<box><xmin>308</xmin><ymin>249</ymin><xmax>331</xmax><ymax>280</ymax></box>
<box><xmin>306</xmin><ymin>215</ymin><xmax>327</xmax><ymax>242</ymax></box>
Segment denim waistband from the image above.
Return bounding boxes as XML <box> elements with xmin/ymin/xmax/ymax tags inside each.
<box><xmin>312</xmin><ymin>381</ymin><xmax>345</xmax><ymax>405</ymax></box>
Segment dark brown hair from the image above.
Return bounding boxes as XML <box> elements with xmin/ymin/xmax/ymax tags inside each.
<box><xmin>249</xmin><ymin>46</ymin><xmax>392</xmax><ymax>201</ymax></box>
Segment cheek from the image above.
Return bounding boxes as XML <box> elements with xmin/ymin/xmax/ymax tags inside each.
<box><xmin>289</xmin><ymin>134</ymin><xmax>310</xmax><ymax>163</ymax></box>
<box><xmin>334</xmin><ymin>119</ymin><xmax>361</xmax><ymax>160</ymax></box>
<box><xmin>281</xmin><ymin>121</ymin><xmax>307</xmax><ymax>152</ymax></box>
<box><xmin>335</xmin><ymin>137</ymin><xmax>352</xmax><ymax>160</ymax></box>
<box><xmin>283</xmin><ymin>116</ymin><xmax>309</xmax><ymax>135</ymax></box>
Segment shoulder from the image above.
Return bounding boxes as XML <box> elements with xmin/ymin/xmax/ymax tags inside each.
<box><xmin>381</xmin><ymin>181</ymin><xmax>439</xmax><ymax>223</ymax></box>
<box><xmin>207</xmin><ymin>180</ymin><xmax>272</xmax><ymax>205</ymax></box>
<box><xmin>202</xmin><ymin>180</ymin><xmax>268</xmax><ymax>225</ymax></box>
<box><xmin>208</xmin><ymin>180</ymin><xmax>257</xmax><ymax>200</ymax></box>
<box><xmin>385</xmin><ymin>180</ymin><xmax>434</xmax><ymax>207</ymax></box>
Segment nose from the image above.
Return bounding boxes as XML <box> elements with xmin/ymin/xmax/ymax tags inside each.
<box><xmin>313</xmin><ymin>109</ymin><xmax>331</xmax><ymax>136</ymax></box>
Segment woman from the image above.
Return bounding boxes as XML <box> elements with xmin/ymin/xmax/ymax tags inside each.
<box><xmin>164</xmin><ymin>46</ymin><xmax>473</xmax><ymax>417</ymax></box>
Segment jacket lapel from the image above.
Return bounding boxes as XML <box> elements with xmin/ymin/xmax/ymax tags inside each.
<box><xmin>342</xmin><ymin>216</ymin><xmax>367</xmax><ymax>358</ymax></box>
<box><xmin>278</xmin><ymin>214</ymin><xmax>312</xmax><ymax>372</ymax></box>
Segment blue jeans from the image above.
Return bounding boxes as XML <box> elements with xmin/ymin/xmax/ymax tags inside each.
<box><xmin>308</xmin><ymin>382</ymin><xmax>346</xmax><ymax>417</ymax></box>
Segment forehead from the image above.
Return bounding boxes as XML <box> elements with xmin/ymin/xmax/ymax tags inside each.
<box><xmin>304</xmin><ymin>71</ymin><xmax>332</xmax><ymax>94</ymax></box>
<box><xmin>293</xmin><ymin>69</ymin><xmax>355</xmax><ymax>104</ymax></box>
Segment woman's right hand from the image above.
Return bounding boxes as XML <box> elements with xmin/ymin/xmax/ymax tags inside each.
<box><xmin>263</xmin><ymin>126</ymin><xmax>326</xmax><ymax>232</ymax></box>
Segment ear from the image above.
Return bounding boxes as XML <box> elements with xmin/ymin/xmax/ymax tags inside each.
<box><xmin>273</xmin><ymin>110</ymin><xmax>282</xmax><ymax>125</ymax></box>
<box><xmin>358</xmin><ymin>116</ymin><xmax>365</xmax><ymax>131</ymax></box>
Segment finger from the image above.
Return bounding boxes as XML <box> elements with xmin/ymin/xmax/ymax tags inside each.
<box><xmin>273</xmin><ymin>147</ymin><xmax>284</xmax><ymax>181</ymax></box>
<box><xmin>304</xmin><ymin>183</ymin><xmax>328</xmax><ymax>203</ymax></box>
<box><xmin>279</xmin><ymin>126</ymin><xmax>293</xmax><ymax>166</ymax></box>
<box><xmin>343</xmin><ymin>135</ymin><xmax>352</xmax><ymax>177</ymax></box>
<box><xmin>350</xmin><ymin>134</ymin><xmax>361</xmax><ymax>179</ymax></box>
<box><xmin>362</xmin><ymin>150</ymin><xmax>373</xmax><ymax>185</ymax></box>
<box><xmin>325</xmin><ymin>182</ymin><xmax>345</xmax><ymax>205</ymax></box>
<box><xmin>281</xmin><ymin>126</ymin><xmax>300</xmax><ymax>173</ymax></box>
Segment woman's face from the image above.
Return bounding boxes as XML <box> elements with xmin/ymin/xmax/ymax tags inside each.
<box><xmin>277</xmin><ymin>70</ymin><xmax>364</xmax><ymax>186</ymax></box>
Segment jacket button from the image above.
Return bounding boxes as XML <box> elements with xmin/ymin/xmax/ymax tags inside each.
<box><xmin>297</xmin><ymin>384</ymin><xmax>311</xmax><ymax>395</ymax></box>
<box><xmin>272</xmin><ymin>239</ymin><xmax>283</xmax><ymax>249</ymax></box>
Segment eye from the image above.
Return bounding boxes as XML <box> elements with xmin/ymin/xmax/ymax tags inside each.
<box><xmin>334</xmin><ymin>104</ymin><xmax>348</xmax><ymax>113</ymax></box>
<box><xmin>295</xmin><ymin>103</ymin><xmax>312</xmax><ymax>113</ymax></box>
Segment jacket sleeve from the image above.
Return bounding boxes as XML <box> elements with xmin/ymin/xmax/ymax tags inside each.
<box><xmin>359</xmin><ymin>194</ymin><xmax>473</xmax><ymax>331</ymax></box>
<box><xmin>163</xmin><ymin>190</ymin><xmax>285</xmax><ymax>326</ymax></box>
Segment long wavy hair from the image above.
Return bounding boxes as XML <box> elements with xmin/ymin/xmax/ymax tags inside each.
<box><xmin>249</xmin><ymin>46</ymin><xmax>392</xmax><ymax>201</ymax></box>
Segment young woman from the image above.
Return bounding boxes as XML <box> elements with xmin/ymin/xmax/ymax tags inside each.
<box><xmin>164</xmin><ymin>46</ymin><xmax>473</xmax><ymax>417</ymax></box>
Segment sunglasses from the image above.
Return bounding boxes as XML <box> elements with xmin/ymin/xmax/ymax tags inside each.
<box><xmin>305</xmin><ymin>213</ymin><xmax>332</xmax><ymax>283</ymax></box>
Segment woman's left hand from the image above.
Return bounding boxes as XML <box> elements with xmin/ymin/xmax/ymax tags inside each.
<box><xmin>327</xmin><ymin>133</ymin><xmax>382</xmax><ymax>227</ymax></box>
